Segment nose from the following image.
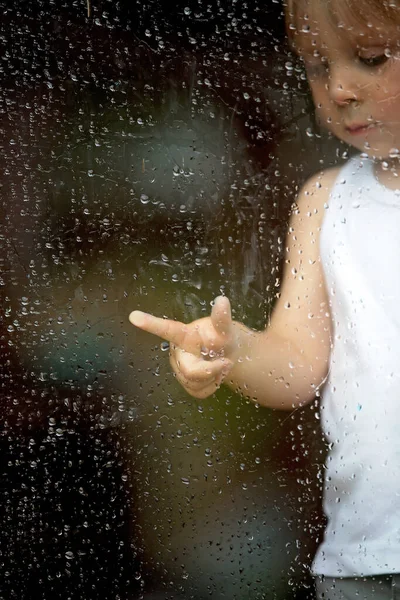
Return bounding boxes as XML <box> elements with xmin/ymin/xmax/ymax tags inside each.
<box><xmin>328</xmin><ymin>64</ymin><xmax>360</xmax><ymax>106</ymax></box>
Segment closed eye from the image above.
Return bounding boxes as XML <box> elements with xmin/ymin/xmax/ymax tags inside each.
<box><xmin>358</xmin><ymin>54</ymin><xmax>388</xmax><ymax>68</ymax></box>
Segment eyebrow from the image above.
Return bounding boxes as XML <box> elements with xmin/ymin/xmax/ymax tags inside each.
<box><xmin>346</xmin><ymin>27</ymin><xmax>395</xmax><ymax>48</ymax></box>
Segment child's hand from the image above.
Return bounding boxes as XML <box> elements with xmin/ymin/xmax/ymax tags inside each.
<box><xmin>129</xmin><ymin>296</ymin><xmax>236</xmax><ymax>398</ymax></box>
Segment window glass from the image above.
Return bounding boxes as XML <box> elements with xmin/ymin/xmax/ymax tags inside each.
<box><xmin>1</xmin><ymin>1</ymin><xmax>344</xmax><ymax>598</ymax></box>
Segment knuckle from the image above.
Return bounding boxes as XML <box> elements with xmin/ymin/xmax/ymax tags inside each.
<box><xmin>207</xmin><ymin>332</ymin><xmax>220</xmax><ymax>348</ymax></box>
<box><xmin>169</xmin><ymin>344</ymin><xmax>178</xmax><ymax>359</ymax></box>
<box><xmin>178</xmin><ymin>360</ymin><xmax>194</xmax><ymax>380</ymax></box>
<box><xmin>169</xmin><ymin>357</ymin><xmax>180</xmax><ymax>377</ymax></box>
<box><xmin>193</xmin><ymin>388</ymin><xmax>212</xmax><ymax>400</ymax></box>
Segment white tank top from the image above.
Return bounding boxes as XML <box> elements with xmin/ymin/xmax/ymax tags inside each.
<box><xmin>313</xmin><ymin>156</ymin><xmax>400</xmax><ymax>577</ymax></box>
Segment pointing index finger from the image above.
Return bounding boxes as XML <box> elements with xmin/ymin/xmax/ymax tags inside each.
<box><xmin>129</xmin><ymin>310</ymin><xmax>193</xmax><ymax>350</ymax></box>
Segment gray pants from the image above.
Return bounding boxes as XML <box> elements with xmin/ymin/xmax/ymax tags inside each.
<box><xmin>315</xmin><ymin>575</ymin><xmax>400</xmax><ymax>600</ymax></box>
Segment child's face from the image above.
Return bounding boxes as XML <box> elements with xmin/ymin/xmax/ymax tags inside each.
<box><xmin>296</xmin><ymin>1</ymin><xmax>400</xmax><ymax>159</ymax></box>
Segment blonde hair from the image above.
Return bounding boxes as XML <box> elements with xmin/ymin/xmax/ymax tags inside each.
<box><xmin>285</xmin><ymin>0</ymin><xmax>400</xmax><ymax>49</ymax></box>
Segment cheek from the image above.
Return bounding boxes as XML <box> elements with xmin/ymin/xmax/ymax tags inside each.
<box><xmin>315</xmin><ymin>102</ymin><xmax>330</xmax><ymax>122</ymax></box>
<box><xmin>314</xmin><ymin>98</ymin><xmax>336</xmax><ymax>130</ymax></box>
<box><xmin>310</xmin><ymin>83</ymin><xmax>333</xmax><ymax>120</ymax></box>
<box><xmin>373</xmin><ymin>66</ymin><xmax>400</xmax><ymax>116</ymax></box>
<box><xmin>375</xmin><ymin>84</ymin><xmax>400</xmax><ymax>117</ymax></box>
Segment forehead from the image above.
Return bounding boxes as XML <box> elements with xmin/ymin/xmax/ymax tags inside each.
<box><xmin>289</xmin><ymin>0</ymin><xmax>400</xmax><ymax>54</ymax></box>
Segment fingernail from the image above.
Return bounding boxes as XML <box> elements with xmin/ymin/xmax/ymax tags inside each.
<box><xmin>223</xmin><ymin>361</ymin><xmax>233</xmax><ymax>373</ymax></box>
<box><xmin>129</xmin><ymin>310</ymin><xmax>145</xmax><ymax>326</ymax></box>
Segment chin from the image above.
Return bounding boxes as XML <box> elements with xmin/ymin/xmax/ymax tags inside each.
<box><xmin>359</xmin><ymin>148</ymin><xmax>392</xmax><ymax>161</ymax></box>
<box><xmin>343</xmin><ymin>141</ymin><xmax>391</xmax><ymax>161</ymax></box>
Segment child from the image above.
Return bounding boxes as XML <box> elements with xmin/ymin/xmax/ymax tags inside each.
<box><xmin>129</xmin><ymin>0</ymin><xmax>400</xmax><ymax>597</ymax></box>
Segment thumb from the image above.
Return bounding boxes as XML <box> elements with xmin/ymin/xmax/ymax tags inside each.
<box><xmin>210</xmin><ymin>296</ymin><xmax>233</xmax><ymax>338</ymax></box>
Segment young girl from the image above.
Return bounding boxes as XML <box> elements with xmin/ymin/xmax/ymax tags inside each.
<box><xmin>130</xmin><ymin>0</ymin><xmax>400</xmax><ymax>597</ymax></box>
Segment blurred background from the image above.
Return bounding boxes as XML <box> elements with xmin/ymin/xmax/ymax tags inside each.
<box><xmin>0</xmin><ymin>0</ymin><xmax>347</xmax><ymax>598</ymax></box>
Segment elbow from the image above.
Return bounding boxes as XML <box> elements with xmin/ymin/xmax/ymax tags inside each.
<box><xmin>255</xmin><ymin>364</ymin><xmax>328</xmax><ymax>411</ymax></box>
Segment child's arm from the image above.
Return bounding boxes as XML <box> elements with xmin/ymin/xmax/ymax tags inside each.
<box><xmin>129</xmin><ymin>168</ymin><xmax>339</xmax><ymax>410</ymax></box>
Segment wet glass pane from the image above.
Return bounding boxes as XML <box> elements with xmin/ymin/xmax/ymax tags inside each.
<box><xmin>0</xmin><ymin>0</ymin><xmax>351</xmax><ymax>598</ymax></box>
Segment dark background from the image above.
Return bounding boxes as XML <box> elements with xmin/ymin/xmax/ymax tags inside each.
<box><xmin>0</xmin><ymin>1</ymin><xmax>333</xmax><ymax>598</ymax></box>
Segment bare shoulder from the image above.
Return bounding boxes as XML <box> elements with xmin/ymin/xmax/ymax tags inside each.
<box><xmin>295</xmin><ymin>166</ymin><xmax>341</xmax><ymax>217</ymax></box>
<box><xmin>302</xmin><ymin>165</ymin><xmax>342</xmax><ymax>189</ymax></box>
<box><xmin>284</xmin><ymin>166</ymin><xmax>342</xmax><ymax>270</ymax></box>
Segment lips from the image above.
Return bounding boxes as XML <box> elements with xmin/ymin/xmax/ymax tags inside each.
<box><xmin>345</xmin><ymin>122</ymin><xmax>376</xmax><ymax>135</ymax></box>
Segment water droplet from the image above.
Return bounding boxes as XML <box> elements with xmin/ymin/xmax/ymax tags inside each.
<box><xmin>140</xmin><ymin>194</ymin><xmax>150</xmax><ymax>204</ymax></box>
